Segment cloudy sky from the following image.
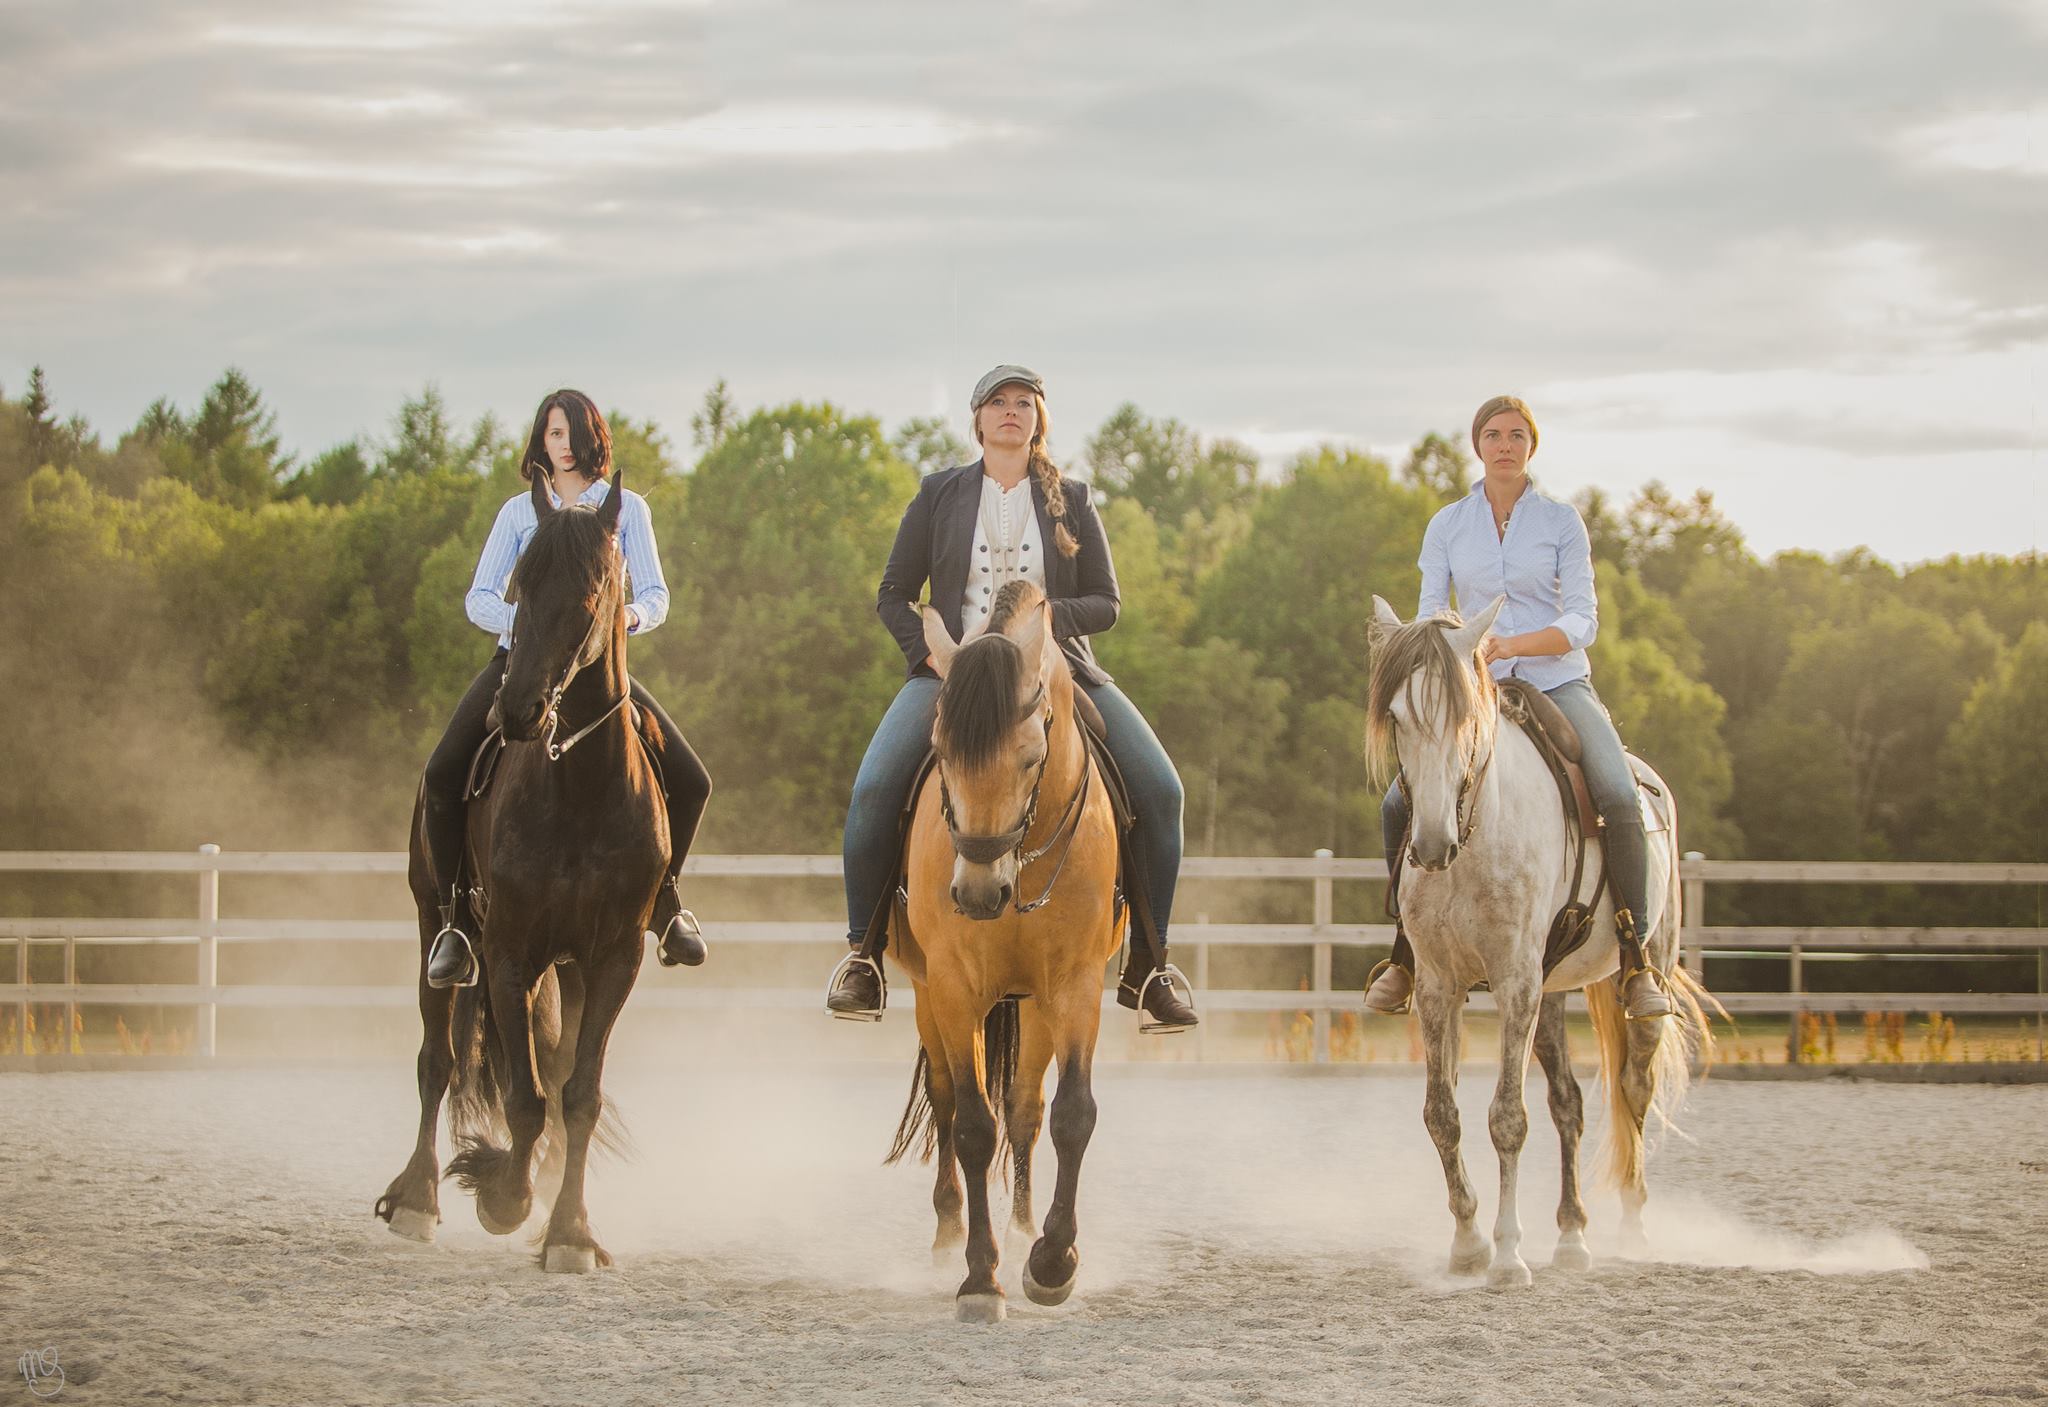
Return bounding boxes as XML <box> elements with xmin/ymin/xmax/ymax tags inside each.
<box><xmin>5</xmin><ymin>0</ymin><xmax>2043</xmax><ymax>562</ymax></box>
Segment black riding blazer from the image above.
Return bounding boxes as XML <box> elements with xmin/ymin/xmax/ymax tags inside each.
<box><xmin>877</xmin><ymin>460</ymin><xmax>1118</xmax><ymax>686</ymax></box>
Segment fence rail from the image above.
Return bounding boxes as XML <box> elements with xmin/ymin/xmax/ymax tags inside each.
<box><xmin>6</xmin><ymin>849</ymin><xmax>2045</xmax><ymax>1062</ymax></box>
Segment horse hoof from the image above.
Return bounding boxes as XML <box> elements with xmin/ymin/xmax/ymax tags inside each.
<box><xmin>1448</xmin><ymin>1243</ymin><xmax>1489</xmax><ymax>1277</ymax></box>
<box><xmin>385</xmin><ymin>1207</ymin><xmax>437</xmax><ymax>1243</ymax></box>
<box><xmin>956</xmin><ymin>1292</ymin><xmax>1006</xmax><ymax>1324</ymax></box>
<box><xmin>1552</xmin><ymin>1239</ymin><xmax>1593</xmax><ymax>1272</ymax></box>
<box><xmin>1022</xmin><ymin>1261</ymin><xmax>1076</xmax><ymax>1307</ymax></box>
<box><xmin>1488</xmin><ymin>1257</ymin><xmax>1533</xmax><ymax>1289</ymax></box>
<box><xmin>477</xmin><ymin>1208</ymin><xmax>524</xmax><ymax>1236</ymax></box>
<box><xmin>543</xmin><ymin>1244</ymin><xmax>599</xmax><ymax>1274</ymax></box>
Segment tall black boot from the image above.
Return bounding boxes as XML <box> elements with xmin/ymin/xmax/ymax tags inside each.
<box><xmin>649</xmin><ymin>874</ymin><xmax>706</xmax><ymax>967</ymax></box>
<box><xmin>422</xmin><ymin>795</ymin><xmax>476</xmax><ymax>989</ymax></box>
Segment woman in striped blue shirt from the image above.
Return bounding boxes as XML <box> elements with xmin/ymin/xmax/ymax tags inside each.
<box><xmin>1363</xmin><ymin>395</ymin><xmax>1671</xmax><ymax>1022</ymax></box>
<box><xmin>420</xmin><ymin>389</ymin><xmax>713</xmax><ymax>988</ymax></box>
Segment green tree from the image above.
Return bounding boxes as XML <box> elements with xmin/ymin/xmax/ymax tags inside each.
<box><xmin>1401</xmin><ymin>432</ymin><xmax>1470</xmax><ymax>505</ymax></box>
<box><xmin>1938</xmin><ymin>623</ymin><xmax>2048</xmax><ymax>862</ymax></box>
<box><xmin>635</xmin><ymin>402</ymin><xmax>916</xmax><ymax>850</ymax></box>
<box><xmin>891</xmin><ymin>416</ymin><xmax>969</xmax><ymax>476</ymax></box>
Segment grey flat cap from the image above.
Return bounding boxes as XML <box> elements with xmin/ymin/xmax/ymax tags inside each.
<box><xmin>969</xmin><ymin>364</ymin><xmax>1045</xmax><ymax>410</ymax></box>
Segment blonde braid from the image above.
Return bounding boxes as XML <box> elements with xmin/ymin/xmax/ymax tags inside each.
<box><xmin>1025</xmin><ymin>394</ymin><xmax>1080</xmax><ymax>556</ymax></box>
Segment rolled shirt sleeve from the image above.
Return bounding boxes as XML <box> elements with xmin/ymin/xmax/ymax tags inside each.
<box><xmin>1416</xmin><ymin>512</ymin><xmax>1451</xmax><ymax>620</ymax></box>
<box><xmin>616</xmin><ymin>489</ymin><xmax>669</xmax><ymax>636</ymax></box>
<box><xmin>1548</xmin><ymin>507</ymin><xmax>1598</xmax><ymax>651</ymax></box>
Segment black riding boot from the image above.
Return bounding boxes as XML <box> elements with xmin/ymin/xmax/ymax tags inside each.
<box><xmin>1614</xmin><ymin>909</ymin><xmax>1672</xmax><ymax>1020</ymax></box>
<box><xmin>422</xmin><ymin>794</ymin><xmax>477</xmax><ymax>990</ymax></box>
<box><xmin>649</xmin><ymin>874</ymin><xmax>707</xmax><ymax>967</ymax></box>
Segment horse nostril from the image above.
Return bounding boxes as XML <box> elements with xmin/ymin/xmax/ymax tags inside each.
<box><xmin>996</xmin><ymin>884</ymin><xmax>1013</xmax><ymax>909</ymax></box>
<box><xmin>1445</xmin><ymin>844</ymin><xmax>1459</xmax><ymax>865</ymax></box>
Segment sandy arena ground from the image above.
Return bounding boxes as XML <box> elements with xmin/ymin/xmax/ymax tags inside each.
<box><xmin>4</xmin><ymin>1060</ymin><xmax>2045</xmax><ymax>1406</ymax></box>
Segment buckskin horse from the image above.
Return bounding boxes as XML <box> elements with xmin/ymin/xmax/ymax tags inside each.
<box><xmin>885</xmin><ymin>580</ymin><xmax>1123</xmax><ymax>1322</ymax></box>
<box><xmin>375</xmin><ymin>470</ymin><xmax>666</xmax><ymax>1272</ymax></box>
<box><xmin>1365</xmin><ymin>594</ymin><xmax>1717</xmax><ymax>1284</ymax></box>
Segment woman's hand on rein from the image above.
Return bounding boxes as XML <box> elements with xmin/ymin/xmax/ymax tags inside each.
<box><xmin>1481</xmin><ymin>634</ymin><xmax>1516</xmax><ymax>664</ymax></box>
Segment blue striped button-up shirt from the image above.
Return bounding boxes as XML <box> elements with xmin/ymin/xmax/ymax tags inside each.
<box><xmin>465</xmin><ymin>480</ymin><xmax>670</xmax><ymax>648</ymax></box>
<box><xmin>1416</xmin><ymin>478</ymin><xmax>1598</xmax><ymax>692</ymax></box>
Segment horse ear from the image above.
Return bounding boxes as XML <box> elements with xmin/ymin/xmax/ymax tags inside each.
<box><xmin>1447</xmin><ymin>595</ymin><xmax>1506</xmax><ymax>659</ymax></box>
<box><xmin>598</xmin><ymin>468</ymin><xmax>624</xmax><ymax>532</ymax></box>
<box><xmin>530</xmin><ymin>465</ymin><xmax>555</xmax><ymax>521</ymax></box>
<box><xmin>1369</xmin><ymin>595</ymin><xmax>1402</xmax><ymax>650</ymax></box>
<box><xmin>920</xmin><ymin>604</ymin><xmax>959</xmax><ymax>675</ymax></box>
<box><xmin>1008</xmin><ymin>599</ymin><xmax>1050</xmax><ymax>678</ymax></box>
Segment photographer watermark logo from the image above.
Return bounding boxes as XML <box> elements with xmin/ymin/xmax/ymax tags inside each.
<box><xmin>17</xmin><ymin>1348</ymin><xmax>63</xmax><ymax>1399</ymax></box>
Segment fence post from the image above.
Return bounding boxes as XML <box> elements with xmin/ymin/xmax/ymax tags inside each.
<box><xmin>1312</xmin><ymin>849</ymin><xmax>1333</xmax><ymax>1064</ymax></box>
<box><xmin>64</xmin><ymin>932</ymin><xmax>77</xmax><ymax>1057</ymax></box>
<box><xmin>197</xmin><ymin>843</ymin><xmax>220</xmax><ymax>1059</ymax></box>
<box><xmin>1681</xmin><ymin>851</ymin><xmax>1705</xmax><ymax>980</ymax></box>
<box><xmin>1786</xmin><ymin>938</ymin><xmax>1805</xmax><ymax>1065</ymax></box>
<box><xmin>13</xmin><ymin>928</ymin><xmax>25</xmax><ymax>1056</ymax></box>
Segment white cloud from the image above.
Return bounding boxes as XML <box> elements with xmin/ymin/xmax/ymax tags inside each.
<box><xmin>1903</xmin><ymin>107</ymin><xmax>2048</xmax><ymax>175</ymax></box>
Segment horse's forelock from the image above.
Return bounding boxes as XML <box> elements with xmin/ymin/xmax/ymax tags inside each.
<box><xmin>937</xmin><ymin>634</ymin><xmax>1030</xmax><ymax>771</ymax></box>
<box><xmin>1364</xmin><ymin>612</ymin><xmax>1495</xmax><ymax>782</ymax></box>
<box><xmin>511</xmin><ymin>505</ymin><xmax>618</xmax><ymax>603</ymax></box>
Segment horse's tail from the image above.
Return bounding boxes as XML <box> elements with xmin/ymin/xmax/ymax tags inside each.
<box><xmin>447</xmin><ymin>983</ymin><xmax>501</xmax><ymax>1145</ymax></box>
<box><xmin>886</xmin><ymin>997</ymin><xmax>1022</xmax><ymax>1168</ymax></box>
<box><xmin>1587</xmin><ymin>965</ymin><xmax>1721</xmax><ymax>1192</ymax></box>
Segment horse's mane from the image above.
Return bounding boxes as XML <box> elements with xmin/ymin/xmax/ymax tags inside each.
<box><xmin>1364</xmin><ymin>611</ymin><xmax>1497</xmax><ymax>785</ymax></box>
<box><xmin>936</xmin><ymin>581</ymin><xmax>1045</xmax><ymax>770</ymax></box>
<box><xmin>510</xmin><ymin>506</ymin><xmax>618</xmax><ymax>602</ymax></box>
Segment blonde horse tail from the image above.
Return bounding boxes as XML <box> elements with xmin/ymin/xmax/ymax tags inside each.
<box><xmin>1585</xmin><ymin>976</ymin><xmax>1640</xmax><ymax>1192</ymax></box>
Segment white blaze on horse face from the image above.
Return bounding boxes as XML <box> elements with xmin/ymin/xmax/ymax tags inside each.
<box><xmin>1396</xmin><ymin>668</ymin><xmax>1467</xmax><ymax>871</ymax></box>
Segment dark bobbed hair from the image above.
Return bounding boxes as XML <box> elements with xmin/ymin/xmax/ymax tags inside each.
<box><xmin>519</xmin><ymin>389</ymin><xmax>613</xmax><ymax>483</ymax></box>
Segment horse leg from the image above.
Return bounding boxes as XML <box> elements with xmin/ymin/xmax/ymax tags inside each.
<box><xmin>1007</xmin><ymin>1000</ymin><xmax>1055</xmax><ymax>1253</ymax></box>
<box><xmin>1485</xmin><ymin>975</ymin><xmax>1541</xmax><ymax>1288</ymax></box>
<box><xmin>1022</xmin><ymin>989</ymin><xmax>1100</xmax><ymax>1308</ymax></box>
<box><xmin>934</xmin><ymin>994</ymin><xmax>1005</xmax><ymax>1322</ymax></box>
<box><xmin>1617</xmin><ymin>1014</ymin><xmax>1662</xmax><ymax>1256</ymax></box>
<box><xmin>540</xmin><ymin>944</ymin><xmax>640</xmax><ymax>1272</ymax></box>
<box><xmin>534</xmin><ymin>963</ymin><xmax>580</xmax><ymax>1211</ymax></box>
<box><xmin>1533</xmin><ymin>993</ymin><xmax>1591</xmax><ymax>1271</ymax></box>
<box><xmin>376</xmin><ymin>954</ymin><xmax>455</xmax><ymax>1242</ymax></box>
<box><xmin>912</xmin><ymin>979</ymin><xmax>965</xmax><ymax>1265</ymax></box>
<box><xmin>472</xmin><ymin>958</ymin><xmax>545</xmax><ymax>1236</ymax></box>
<box><xmin>1416</xmin><ymin>976</ymin><xmax>1484</xmax><ymax>1276</ymax></box>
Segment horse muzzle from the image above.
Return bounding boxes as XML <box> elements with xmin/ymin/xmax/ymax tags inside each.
<box><xmin>950</xmin><ymin>855</ymin><xmax>1018</xmax><ymax>920</ymax></box>
<box><xmin>1408</xmin><ymin>840</ymin><xmax>1460</xmax><ymax>873</ymax></box>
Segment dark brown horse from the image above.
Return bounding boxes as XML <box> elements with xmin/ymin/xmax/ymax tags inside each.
<box><xmin>375</xmin><ymin>470</ymin><xmax>667</xmax><ymax>1272</ymax></box>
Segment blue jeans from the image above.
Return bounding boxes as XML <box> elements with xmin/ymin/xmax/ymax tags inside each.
<box><xmin>841</xmin><ymin>677</ymin><xmax>1185</xmax><ymax>947</ymax></box>
<box><xmin>1380</xmin><ymin>676</ymin><xmax>1648</xmax><ymax>926</ymax></box>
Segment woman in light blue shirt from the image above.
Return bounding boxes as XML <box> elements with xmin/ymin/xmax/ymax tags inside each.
<box><xmin>1363</xmin><ymin>395</ymin><xmax>1672</xmax><ymax>1022</ymax></box>
<box><xmin>419</xmin><ymin>389</ymin><xmax>712</xmax><ymax>988</ymax></box>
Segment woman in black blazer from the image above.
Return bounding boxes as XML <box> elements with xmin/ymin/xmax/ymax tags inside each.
<box><xmin>826</xmin><ymin>365</ymin><xmax>1197</xmax><ymax>1030</ymax></box>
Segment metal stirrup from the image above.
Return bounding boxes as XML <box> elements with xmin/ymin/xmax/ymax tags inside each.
<box><xmin>1136</xmin><ymin>963</ymin><xmax>1196</xmax><ymax>1035</ymax></box>
<box><xmin>825</xmin><ymin>952</ymin><xmax>886</xmax><ymax>1023</ymax></box>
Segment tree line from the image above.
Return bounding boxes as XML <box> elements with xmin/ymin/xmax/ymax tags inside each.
<box><xmin>4</xmin><ymin>366</ymin><xmax>2041</xmax><ymax>934</ymax></box>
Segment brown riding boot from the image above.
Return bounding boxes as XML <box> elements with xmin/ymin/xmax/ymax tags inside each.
<box><xmin>825</xmin><ymin>946</ymin><xmax>885</xmax><ymax>1019</ymax></box>
<box><xmin>1116</xmin><ymin>947</ymin><xmax>1197</xmax><ymax>1031</ymax></box>
<box><xmin>1615</xmin><ymin>909</ymin><xmax>1673</xmax><ymax>1021</ymax></box>
<box><xmin>1363</xmin><ymin>924</ymin><xmax>1414</xmax><ymax>1014</ymax></box>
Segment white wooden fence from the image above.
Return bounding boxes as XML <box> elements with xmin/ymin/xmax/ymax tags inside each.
<box><xmin>4</xmin><ymin>849</ymin><xmax>2044</xmax><ymax>1062</ymax></box>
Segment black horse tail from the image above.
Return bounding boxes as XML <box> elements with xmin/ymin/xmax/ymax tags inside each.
<box><xmin>887</xmin><ymin>997</ymin><xmax>1021</xmax><ymax>1169</ymax></box>
<box><xmin>446</xmin><ymin>981</ymin><xmax>507</xmax><ymax>1167</ymax></box>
